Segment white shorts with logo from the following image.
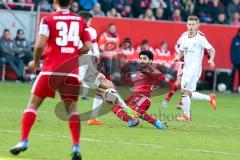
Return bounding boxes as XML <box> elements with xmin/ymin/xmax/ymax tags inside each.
<box><xmin>181</xmin><ymin>68</ymin><xmax>202</xmax><ymax>92</ymax></box>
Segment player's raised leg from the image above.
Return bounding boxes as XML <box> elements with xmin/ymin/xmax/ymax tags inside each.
<box><xmin>99</xmin><ymin>79</ymin><xmax>139</xmax><ymax>118</ymax></box>
<box><xmin>191</xmin><ymin>92</ymin><xmax>216</xmax><ymax>110</ymax></box>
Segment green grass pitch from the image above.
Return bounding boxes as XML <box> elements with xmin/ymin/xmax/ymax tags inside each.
<box><xmin>0</xmin><ymin>82</ymin><xmax>240</xmax><ymax>160</ymax></box>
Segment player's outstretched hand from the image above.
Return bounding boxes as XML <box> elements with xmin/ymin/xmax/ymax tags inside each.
<box><xmin>28</xmin><ymin>61</ymin><xmax>38</xmax><ymax>73</ymax></box>
<box><xmin>208</xmin><ymin>60</ymin><xmax>215</xmax><ymax>70</ymax></box>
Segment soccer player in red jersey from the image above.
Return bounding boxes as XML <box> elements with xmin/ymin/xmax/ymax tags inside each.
<box><xmin>112</xmin><ymin>50</ymin><xmax>165</xmax><ymax>129</ymax></box>
<box><xmin>9</xmin><ymin>0</ymin><xmax>91</xmax><ymax>159</ymax></box>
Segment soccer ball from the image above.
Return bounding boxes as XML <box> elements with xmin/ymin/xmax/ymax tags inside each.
<box><xmin>102</xmin><ymin>88</ymin><xmax>119</xmax><ymax>104</ymax></box>
<box><xmin>217</xmin><ymin>83</ymin><xmax>226</xmax><ymax>92</ymax></box>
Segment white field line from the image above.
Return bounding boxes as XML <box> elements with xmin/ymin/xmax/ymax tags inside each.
<box><xmin>1</xmin><ymin>108</ymin><xmax>240</xmax><ymax>130</ymax></box>
<box><xmin>0</xmin><ymin>129</ymin><xmax>240</xmax><ymax>157</ymax></box>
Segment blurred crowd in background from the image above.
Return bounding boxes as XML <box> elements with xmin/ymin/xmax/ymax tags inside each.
<box><xmin>0</xmin><ymin>0</ymin><xmax>240</xmax><ymax>26</ymax></box>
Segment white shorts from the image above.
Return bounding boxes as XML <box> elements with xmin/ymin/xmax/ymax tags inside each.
<box><xmin>79</xmin><ymin>55</ymin><xmax>101</xmax><ymax>89</ymax></box>
<box><xmin>181</xmin><ymin>69</ymin><xmax>201</xmax><ymax>92</ymax></box>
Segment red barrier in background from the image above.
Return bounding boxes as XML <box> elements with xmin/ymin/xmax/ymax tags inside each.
<box><xmin>39</xmin><ymin>13</ymin><xmax>239</xmax><ymax>69</ymax></box>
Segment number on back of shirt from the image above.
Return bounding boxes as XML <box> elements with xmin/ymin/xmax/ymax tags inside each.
<box><xmin>56</xmin><ymin>21</ymin><xmax>79</xmax><ymax>47</ymax></box>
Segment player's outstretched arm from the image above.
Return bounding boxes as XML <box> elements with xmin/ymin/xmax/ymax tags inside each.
<box><xmin>173</xmin><ymin>51</ymin><xmax>184</xmax><ymax>64</ymax></box>
<box><xmin>28</xmin><ymin>35</ymin><xmax>48</xmax><ymax>72</ymax></box>
<box><xmin>207</xmin><ymin>48</ymin><xmax>216</xmax><ymax>69</ymax></box>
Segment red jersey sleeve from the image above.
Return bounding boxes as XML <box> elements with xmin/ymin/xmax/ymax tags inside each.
<box><xmin>39</xmin><ymin>16</ymin><xmax>50</xmax><ymax>37</ymax></box>
<box><xmin>80</xmin><ymin>20</ymin><xmax>91</xmax><ymax>42</ymax></box>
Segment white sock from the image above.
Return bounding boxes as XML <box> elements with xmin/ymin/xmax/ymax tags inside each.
<box><xmin>191</xmin><ymin>92</ymin><xmax>210</xmax><ymax>101</ymax></box>
<box><xmin>82</xmin><ymin>83</ymin><xmax>89</xmax><ymax>97</ymax></box>
<box><xmin>182</xmin><ymin>96</ymin><xmax>191</xmax><ymax>118</ymax></box>
<box><xmin>90</xmin><ymin>94</ymin><xmax>104</xmax><ymax>118</ymax></box>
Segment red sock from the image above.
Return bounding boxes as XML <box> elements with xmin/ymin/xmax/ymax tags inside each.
<box><xmin>69</xmin><ymin>114</ymin><xmax>80</xmax><ymax>146</ymax></box>
<box><xmin>165</xmin><ymin>83</ymin><xmax>178</xmax><ymax>101</ymax></box>
<box><xmin>112</xmin><ymin>105</ymin><xmax>131</xmax><ymax>122</ymax></box>
<box><xmin>135</xmin><ymin>107</ymin><xmax>155</xmax><ymax>124</ymax></box>
<box><xmin>178</xmin><ymin>98</ymin><xmax>182</xmax><ymax>105</ymax></box>
<box><xmin>21</xmin><ymin>109</ymin><xmax>37</xmax><ymax>141</ymax></box>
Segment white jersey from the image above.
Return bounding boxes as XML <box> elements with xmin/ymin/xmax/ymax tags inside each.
<box><xmin>79</xmin><ymin>27</ymin><xmax>101</xmax><ymax>88</ymax></box>
<box><xmin>79</xmin><ymin>27</ymin><xmax>100</xmax><ymax>56</ymax></box>
<box><xmin>178</xmin><ymin>31</ymin><xmax>213</xmax><ymax>76</ymax></box>
<box><xmin>85</xmin><ymin>27</ymin><xmax>100</xmax><ymax>56</ymax></box>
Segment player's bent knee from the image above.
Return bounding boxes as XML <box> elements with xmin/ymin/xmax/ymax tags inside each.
<box><xmin>102</xmin><ymin>88</ymin><xmax>118</xmax><ymax>104</ymax></box>
<box><xmin>181</xmin><ymin>90</ymin><xmax>191</xmax><ymax>97</ymax></box>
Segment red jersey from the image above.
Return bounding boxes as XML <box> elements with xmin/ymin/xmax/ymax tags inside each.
<box><xmin>132</xmin><ymin>65</ymin><xmax>165</xmax><ymax>97</ymax></box>
<box><xmin>38</xmin><ymin>9</ymin><xmax>90</xmax><ymax>76</ymax></box>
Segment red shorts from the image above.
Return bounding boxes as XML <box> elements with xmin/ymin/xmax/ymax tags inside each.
<box><xmin>126</xmin><ymin>94</ymin><xmax>151</xmax><ymax>111</ymax></box>
<box><xmin>112</xmin><ymin>94</ymin><xmax>151</xmax><ymax>115</ymax></box>
<box><xmin>31</xmin><ymin>74</ymin><xmax>80</xmax><ymax>101</ymax></box>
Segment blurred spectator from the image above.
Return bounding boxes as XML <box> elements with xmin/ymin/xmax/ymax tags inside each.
<box><xmin>139</xmin><ymin>9</ymin><xmax>156</xmax><ymax>21</ymax></box>
<box><xmin>13</xmin><ymin>29</ymin><xmax>33</xmax><ymax>65</ymax></box>
<box><xmin>98</xmin><ymin>23</ymin><xmax>120</xmax><ymax>77</ymax></box>
<box><xmin>154</xmin><ymin>41</ymin><xmax>173</xmax><ymax>68</ymax></box>
<box><xmin>227</xmin><ymin>0</ymin><xmax>240</xmax><ymax>18</ymax></box>
<box><xmin>132</xmin><ymin>0</ymin><xmax>151</xmax><ymax>18</ymax></box>
<box><xmin>135</xmin><ymin>39</ymin><xmax>155</xmax><ymax>60</ymax></box>
<box><xmin>150</xmin><ymin>0</ymin><xmax>167</xmax><ymax>10</ymax></box>
<box><xmin>98</xmin><ymin>0</ymin><xmax>113</xmax><ymax>14</ymax></box>
<box><xmin>121</xmin><ymin>4</ymin><xmax>133</xmax><ymax>18</ymax></box>
<box><xmin>0</xmin><ymin>29</ymin><xmax>25</xmax><ymax>81</ymax></box>
<box><xmin>171</xmin><ymin>8</ymin><xmax>182</xmax><ymax>22</ymax></box>
<box><xmin>90</xmin><ymin>2</ymin><xmax>105</xmax><ymax>17</ymax></box>
<box><xmin>119</xmin><ymin>37</ymin><xmax>136</xmax><ymax>63</ymax></box>
<box><xmin>215</xmin><ymin>12</ymin><xmax>228</xmax><ymax>24</ymax></box>
<box><xmin>79</xmin><ymin>0</ymin><xmax>97</xmax><ymax>11</ymax></box>
<box><xmin>70</xmin><ymin>1</ymin><xmax>79</xmax><ymax>13</ymax></box>
<box><xmin>181</xmin><ymin>0</ymin><xmax>195</xmax><ymax>20</ymax></box>
<box><xmin>155</xmin><ymin>7</ymin><xmax>165</xmax><ymax>20</ymax></box>
<box><xmin>207</xmin><ymin>0</ymin><xmax>225</xmax><ymax>22</ymax></box>
<box><xmin>230</xmin><ymin>29</ymin><xmax>240</xmax><ymax>91</ymax></box>
<box><xmin>230</xmin><ymin>11</ymin><xmax>240</xmax><ymax>26</ymax></box>
<box><xmin>107</xmin><ymin>8</ymin><xmax>121</xmax><ymax>18</ymax></box>
<box><xmin>38</xmin><ymin>0</ymin><xmax>52</xmax><ymax>12</ymax></box>
<box><xmin>195</xmin><ymin>0</ymin><xmax>212</xmax><ymax>23</ymax></box>
<box><xmin>170</xmin><ymin>0</ymin><xmax>182</xmax><ymax>11</ymax></box>
<box><xmin>112</xmin><ymin>0</ymin><xmax>127</xmax><ymax>13</ymax></box>
<box><xmin>118</xmin><ymin>38</ymin><xmax>137</xmax><ymax>75</ymax></box>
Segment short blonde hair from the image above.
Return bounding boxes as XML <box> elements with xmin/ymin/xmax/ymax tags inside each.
<box><xmin>187</xmin><ymin>16</ymin><xmax>199</xmax><ymax>23</ymax></box>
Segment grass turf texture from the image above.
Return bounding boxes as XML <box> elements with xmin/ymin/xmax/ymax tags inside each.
<box><xmin>0</xmin><ymin>82</ymin><xmax>240</xmax><ymax>160</ymax></box>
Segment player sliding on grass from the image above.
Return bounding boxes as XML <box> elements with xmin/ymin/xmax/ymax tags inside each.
<box><xmin>162</xmin><ymin>41</ymin><xmax>216</xmax><ymax>110</ymax></box>
<box><xmin>111</xmin><ymin>50</ymin><xmax>166</xmax><ymax>129</ymax></box>
<box><xmin>77</xmin><ymin>11</ymin><xmax>138</xmax><ymax>125</ymax></box>
<box><xmin>172</xmin><ymin>16</ymin><xmax>216</xmax><ymax>121</ymax></box>
<box><xmin>9</xmin><ymin>0</ymin><xmax>92</xmax><ymax>159</ymax></box>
